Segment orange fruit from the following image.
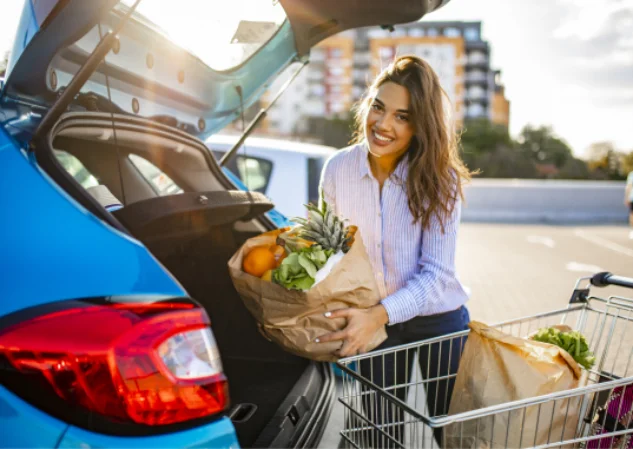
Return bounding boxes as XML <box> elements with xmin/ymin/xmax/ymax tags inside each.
<box><xmin>260</xmin><ymin>269</ymin><xmax>273</xmax><ymax>282</ymax></box>
<box><xmin>243</xmin><ymin>245</ymin><xmax>277</xmax><ymax>277</ymax></box>
<box><xmin>270</xmin><ymin>244</ymin><xmax>287</xmax><ymax>267</ymax></box>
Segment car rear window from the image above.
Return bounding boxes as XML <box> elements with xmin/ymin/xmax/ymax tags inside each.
<box><xmin>119</xmin><ymin>0</ymin><xmax>288</xmax><ymax>71</ymax></box>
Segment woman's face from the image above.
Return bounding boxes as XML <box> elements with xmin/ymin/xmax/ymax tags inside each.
<box><xmin>364</xmin><ymin>81</ymin><xmax>415</xmax><ymax>159</ymax></box>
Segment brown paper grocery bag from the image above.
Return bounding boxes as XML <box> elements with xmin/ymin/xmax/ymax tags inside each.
<box><xmin>227</xmin><ymin>230</ymin><xmax>387</xmax><ymax>362</ymax></box>
<box><xmin>444</xmin><ymin>321</ymin><xmax>585</xmax><ymax>449</ymax></box>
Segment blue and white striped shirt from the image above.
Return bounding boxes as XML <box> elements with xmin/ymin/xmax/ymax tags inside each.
<box><xmin>320</xmin><ymin>143</ymin><xmax>469</xmax><ymax>325</ymax></box>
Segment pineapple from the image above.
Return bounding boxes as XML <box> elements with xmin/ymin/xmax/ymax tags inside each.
<box><xmin>290</xmin><ymin>198</ymin><xmax>356</xmax><ymax>254</ymax></box>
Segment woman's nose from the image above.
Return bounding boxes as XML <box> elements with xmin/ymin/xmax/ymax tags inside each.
<box><xmin>376</xmin><ymin>114</ymin><xmax>393</xmax><ymax>131</ymax></box>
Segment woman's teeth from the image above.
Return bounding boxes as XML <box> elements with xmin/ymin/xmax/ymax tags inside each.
<box><xmin>373</xmin><ymin>131</ymin><xmax>393</xmax><ymax>142</ymax></box>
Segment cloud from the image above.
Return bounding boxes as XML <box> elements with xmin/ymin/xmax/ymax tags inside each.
<box><xmin>552</xmin><ymin>1</ymin><xmax>633</xmax><ymax>103</ymax></box>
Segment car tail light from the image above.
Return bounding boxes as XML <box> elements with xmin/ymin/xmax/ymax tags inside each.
<box><xmin>0</xmin><ymin>300</ymin><xmax>229</xmax><ymax>426</ymax></box>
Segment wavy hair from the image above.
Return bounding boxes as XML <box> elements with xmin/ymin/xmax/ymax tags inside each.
<box><xmin>352</xmin><ymin>55</ymin><xmax>472</xmax><ymax>231</ymax></box>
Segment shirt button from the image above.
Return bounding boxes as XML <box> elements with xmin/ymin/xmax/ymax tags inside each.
<box><xmin>377</xmin><ymin>243</ymin><xmax>382</xmax><ymax>248</ymax></box>
<box><xmin>377</xmin><ymin>272</ymin><xmax>383</xmax><ymax>277</ymax></box>
<box><xmin>378</xmin><ymin>212</ymin><xmax>382</xmax><ymax>217</ymax></box>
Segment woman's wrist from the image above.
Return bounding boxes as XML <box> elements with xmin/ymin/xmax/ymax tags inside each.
<box><xmin>371</xmin><ymin>304</ymin><xmax>390</xmax><ymax>326</ymax></box>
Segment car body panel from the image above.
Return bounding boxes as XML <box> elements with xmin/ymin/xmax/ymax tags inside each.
<box><xmin>0</xmin><ymin>386</ymin><xmax>69</xmax><ymax>448</ymax></box>
<box><xmin>58</xmin><ymin>418</ymin><xmax>239</xmax><ymax>449</ymax></box>
<box><xmin>0</xmin><ymin>126</ymin><xmax>185</xmax><ymax>317</ymax></box>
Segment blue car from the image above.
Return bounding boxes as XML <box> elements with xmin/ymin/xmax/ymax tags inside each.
<box><xmin>0</xmin><ymin>0</ymin><xmax>448</xmax><ymax>447</ymax></box>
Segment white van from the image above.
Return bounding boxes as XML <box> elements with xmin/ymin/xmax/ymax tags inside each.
<box><xmin>206</xmin><ymin>135</ymin><xmax>337</xmax><ymax>219</ymax></box>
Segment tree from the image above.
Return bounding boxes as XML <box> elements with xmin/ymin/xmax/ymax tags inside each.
<box><xmin>585</xmin><ymin>141</ymin><xmax>626</xmax><ymax>180</ymax></box>
<box><xmin>459</xmin><ymin>119</ymin><xmax>537</xmax><ymax>178</ymax></box>
<box><xmin>518</xmin><ymin>125</ymin><xmax>574</xmax><ymax>169</ymax></box>
<box><xmin>621</xmin><ymin>151</ymin><xmax>633</xmax><ymax>176</ymax></box>
<box><xmin>459</xmin><ymin>118</ymin><xmax>513</xmax><ymax>156</ymax></box>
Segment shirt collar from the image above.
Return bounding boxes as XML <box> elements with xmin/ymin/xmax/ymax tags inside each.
<box><xmin>358</xmin><ymin>142</ymin><xmax>409</xmax><ymax>183</ymax></box>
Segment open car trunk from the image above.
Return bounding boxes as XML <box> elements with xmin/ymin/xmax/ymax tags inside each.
<box><xmin>48</xmin><ymin>113</ymin><xmax>334</xmax><ymax>448</ymax></box>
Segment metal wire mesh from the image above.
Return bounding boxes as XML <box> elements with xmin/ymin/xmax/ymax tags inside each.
<box><xmin>338</xmin><ymin>290</ymin><xmax>633</xmax><ymax>448</ymax></box>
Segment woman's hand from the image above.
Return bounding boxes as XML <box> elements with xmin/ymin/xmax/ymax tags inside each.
<box><xmin>316</xmin><ymin>304</ymin><xmax>389</xmax><ymax>357</ymax></box>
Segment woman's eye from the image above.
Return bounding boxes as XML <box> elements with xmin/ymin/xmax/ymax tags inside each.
<box><xmin>371</xmin><ymin>103</ymin><xmax>383</xmax><ymax>112</ymax></box>
<box><xmin>397</xmin><ymin>115</ymin><xmax>409</xmax><ymax>122</ymax></box>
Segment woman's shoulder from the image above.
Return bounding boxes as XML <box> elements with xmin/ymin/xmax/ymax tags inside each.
<box><xmin>324</xmin><ymin>143</ymin><xmax>364</xmax><ymax>176</ymax></box>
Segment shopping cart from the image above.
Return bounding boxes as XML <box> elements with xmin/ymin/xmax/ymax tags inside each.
<box><xmin>337</xmin><ymin>272</ymin><xmax>633</xmax><ymax>448</ymax></box>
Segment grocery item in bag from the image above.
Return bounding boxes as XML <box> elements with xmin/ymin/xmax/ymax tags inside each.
<box><xmin>444</xmin><ymin>321</ymin><xmax>585</xmax><ymax>448</ymax></box>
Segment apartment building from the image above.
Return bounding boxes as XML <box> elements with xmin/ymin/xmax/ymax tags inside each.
<box><xmin>261</xmin><ymin>21</ymin><xmax>510</xmax><ymax>138</ymax></box>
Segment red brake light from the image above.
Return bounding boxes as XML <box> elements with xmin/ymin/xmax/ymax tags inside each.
<box><xmin>0</xmin><ymin>301</ymin><xmax>229</xmax><ymax>426</ymax></box>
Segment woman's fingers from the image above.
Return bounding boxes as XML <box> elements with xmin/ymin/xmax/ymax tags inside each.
<box><xmin>324</xmin><ymin>308</ymin><xmax>352</xmax><ymax>319</ymax></box>
<box><xmin>315</xmin><ymin>329</ymin><xmax>346</xmax><ymax>344</ymax></box>
<box><xmin>337</xmin><ymin>339</ymin><xmax>358</xmax><ymax>358</ymax></box>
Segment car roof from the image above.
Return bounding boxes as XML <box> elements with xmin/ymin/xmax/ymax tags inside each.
<box><xmin>206</xmin><ymin>134</ymin><xmax>337</xmax><ymax>158</ymax></box>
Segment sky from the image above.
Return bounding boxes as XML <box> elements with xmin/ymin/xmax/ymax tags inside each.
<box><xmin>1</xmin><ymin>0</ymin><xmax>632</xmax><ymax>157</ymax></box>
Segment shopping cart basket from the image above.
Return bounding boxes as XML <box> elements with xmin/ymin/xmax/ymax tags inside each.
<box><xmin>337</xmin><ymin>272</ymin><xmax>633</xmax><ymax>448</ymax></box>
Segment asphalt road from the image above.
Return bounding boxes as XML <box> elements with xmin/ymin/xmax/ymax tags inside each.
<box><xmin>318</xmin><ymin>223</ymin><xmax>633</xmax><ymax>449</ymax></box>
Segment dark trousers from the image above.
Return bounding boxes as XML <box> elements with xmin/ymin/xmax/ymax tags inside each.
<box><xmin>358</xmin><ymin>306</ymin><xmax>470</xmax><ymax>448</ymax></box>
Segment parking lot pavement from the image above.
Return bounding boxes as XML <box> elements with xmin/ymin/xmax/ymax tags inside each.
<box><xmin>457</xmin><ymin>223</ymin><xmax>633</xmax><ymax>324</ymax></box>
<box><xmin>318</xmin><ymin>223</ymin><xmax>633</xmax><ymax>448</ymax></box>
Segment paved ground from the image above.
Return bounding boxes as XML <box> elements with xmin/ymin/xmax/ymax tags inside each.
<box><xmin>318</xmin><ymin>223</ymin><xmax>633</xmax><ymax>448</ymax></box>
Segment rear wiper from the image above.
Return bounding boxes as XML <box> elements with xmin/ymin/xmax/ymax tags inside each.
<box><xmin>219</xmin><ymin>58</ymin><xmax>308</xmax><ymax>167</ymax></box>
<box><xmin>32</xmin><ymin>0</ymin><xmax>142</xmax><ymax>143</ymax></box>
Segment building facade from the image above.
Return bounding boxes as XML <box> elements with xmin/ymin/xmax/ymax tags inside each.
<box><xmin>261</xmin><ymin>21</ymin><xmax>510</xmax><ymax>139</ymax></box>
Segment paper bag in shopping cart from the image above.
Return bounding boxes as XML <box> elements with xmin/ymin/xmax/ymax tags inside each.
<box><xmin>227</xmin><ymin>230</ymin><xmax>386</xmax><ymax>362</ymax></box>
<box><xmin>444</xmin><ymin>321</ymin><xmax>584</xmax><ymax>449</ymax></box>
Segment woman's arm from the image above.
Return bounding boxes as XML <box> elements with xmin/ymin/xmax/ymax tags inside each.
<box><xmin>380</xmin><ymin>195</ymin><xmax>463</xmax><ymax>324</ymax></box>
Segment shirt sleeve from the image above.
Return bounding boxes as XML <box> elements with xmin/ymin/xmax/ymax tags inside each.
<box><xmin>380</xmin><ymin>195</ymin><xmax>463</xmax><ymax>324</ymax></box>
<box><xmin>319</xmin><ymin>156</ymin><xmax>337</xmax><ymax>212</ymax></box>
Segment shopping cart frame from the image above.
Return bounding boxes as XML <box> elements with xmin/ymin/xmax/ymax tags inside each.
<box><xmin>337</xmin><ymin>272</ymin><xmax>633</xmax><ymax>449</ymax></box>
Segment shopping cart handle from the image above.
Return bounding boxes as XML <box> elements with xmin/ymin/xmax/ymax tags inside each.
<box><xmin>591</xmin><ymin>272</ymin><xmax>633</xmax><ymax>289</ymax></box>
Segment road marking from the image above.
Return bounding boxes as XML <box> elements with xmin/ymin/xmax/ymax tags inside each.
<box><xmin>566</xmin><ymin>261</ymin><xmax>605</xmax><ymax>273</ymax></box>
<box><xmin>526</xmin><ymin>235</ymin><xmax>556</xmax><ymax>248</ymax></box>
<box><xmin>574</xmin><ymin>229</ymin><xmax>633</xmax><ymax>258</ymax></box>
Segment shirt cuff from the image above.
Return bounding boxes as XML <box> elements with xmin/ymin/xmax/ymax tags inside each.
<box><xmin>381</xmin><ymin>290</ymin><xmax>420</xmax><ymax>325</ymax></box>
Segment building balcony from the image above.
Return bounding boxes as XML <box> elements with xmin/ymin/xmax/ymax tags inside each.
<box><xmin>465</xmin><ymin>40</ymin><xmax>489</xmax><ymax>52</ymax></box>
<box><xmin>465</xmin><ymin>96</ymin><xmax>489</xmax><ymax>105</ymax></box>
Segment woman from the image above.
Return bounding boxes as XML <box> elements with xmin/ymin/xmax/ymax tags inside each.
<box><xmin>317</xmin><ymin>55</ymin><xmax>473</xmax><ymax>444</ymax></box>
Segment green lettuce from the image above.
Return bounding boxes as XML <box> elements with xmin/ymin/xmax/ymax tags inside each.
<box><xmin>532</xmin><ymin>327</ymin><xmax>596</xmax><ymax>369</ymax></box>
<box><xmin>272</xmin><ymin>245</ymin><xmax>334</xmax><ymax>291</ymax></box>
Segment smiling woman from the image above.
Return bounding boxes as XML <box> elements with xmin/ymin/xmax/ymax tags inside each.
<box><xmin>119</xmin><ymin>0</ymin><xmax>287</xmax><ymax>71</ymax></box>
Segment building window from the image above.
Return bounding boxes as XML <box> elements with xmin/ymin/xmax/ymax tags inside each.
<box><xmin>427</xmin><ymin>28</ymin><xmax>438</xmax><ymax>37</ymax></box>
<box><xmin>467</xmin><ymin>104</ymin><xmax>485</xmax><ymax>117</ymax></box>
<box><xmin>409</xmin><ymin>27</ymin><xmax>425</xmax><ymax>37</ymax></box>
<box><xmin>464</xmin><ymin>27</ymin><xmax>480</xmax><ymax>41</ymax></box>
<box><xmin>379</xmin><ymin>47</ymin><xmax>394</xmax><ymax>58</ymax></box>
<box><xmin>444</xmin><ymin>27</ymin><xmax>461</xmax><ymax>38</ymax></box>
<box><xmin>310</xmin><ymin>85</ymin><xmax>326</xmax><ymax>96</ymax></box>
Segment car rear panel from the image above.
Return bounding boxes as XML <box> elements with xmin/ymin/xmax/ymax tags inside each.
<box><xmin>58</xmin><ymin>419</ymin><xmax>238</xmax><ymax>449</ymax></box>
<box><xmin>0</xmin><ymin>386</ymin><xmax>68</xmax><ymax>448</ymax></box>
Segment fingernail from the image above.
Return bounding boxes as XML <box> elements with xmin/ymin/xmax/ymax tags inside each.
<box><xmin>324</xmin><ymin>312</ymin><xmax>332</xmax><ymax>318</ymax></box>
<box><xmin>315</xmin><ymin>338</ymin><xmax>320</xmax><ymax>343</ymax></box>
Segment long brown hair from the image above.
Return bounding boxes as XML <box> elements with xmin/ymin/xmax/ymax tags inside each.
<box><xmin>352</xmin><ymin>55</ymin><xmax>472</xmax><ymax>231</ymax></box>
